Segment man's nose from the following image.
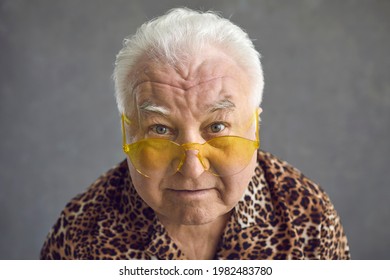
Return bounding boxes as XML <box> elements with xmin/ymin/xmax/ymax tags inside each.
<box><xmin>177</xmin><ymin>148</ymin><xmax>205</xmax><ymax>179</ymax></box>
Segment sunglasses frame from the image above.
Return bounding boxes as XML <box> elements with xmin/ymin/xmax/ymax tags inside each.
<box><xmin>121</xmin><ymin>110</ymin><xmax>260</xmax><ymax>178</ymax></box>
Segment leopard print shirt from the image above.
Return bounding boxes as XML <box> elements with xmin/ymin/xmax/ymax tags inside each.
<box><xmin>40</xmin><ymin>150</ymin><xmax>350</xmax><ymax>259</ymax></box>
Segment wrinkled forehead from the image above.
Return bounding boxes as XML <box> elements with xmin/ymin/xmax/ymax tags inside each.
<box><xmin>129</xmin><ymin>48</ymin><xmax>252</xmax><ymax>116</ymax></box>
<box><xmin>133</xmin><ymin>48</ymin><xmax>248</xmax><ymax>89</ymax></box>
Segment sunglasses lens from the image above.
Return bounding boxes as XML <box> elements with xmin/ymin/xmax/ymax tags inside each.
<box><xmin>126</xmin><ymin>139</ymin><xmax>184</xmax><ymax>178</ymax></box>
<box><xmin>202</xmin><ymin>136</ymin><xmax>258</xmax><ymax>176</ymax></box>
<box><xmin>125</xmin><ymin>136</ymin><xmax>258</xmax><ymax>178</ymax></box>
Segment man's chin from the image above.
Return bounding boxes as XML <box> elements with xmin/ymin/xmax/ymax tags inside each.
<box><xmin>161</xmin><ymin>206</ymin><xmax>230</xmax><ymax>227</ymax></box>
<box><xmin>157</xmin><ymin>207</ymin><xmax>218</xmax><ymax>226</ymax></box>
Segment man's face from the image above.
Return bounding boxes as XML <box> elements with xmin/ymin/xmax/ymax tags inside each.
<box><xmin>125</xmin><ymin>47</ymin><xmax>259</xmax><ymax>226</ymax></box>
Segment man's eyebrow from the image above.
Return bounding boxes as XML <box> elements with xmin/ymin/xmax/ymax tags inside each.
<box><xmin>207</xmin><ymin>99</ymin><xmax>236</xmax><ymax>113</ymax></box>
<box><xmin>138</xmin><ymin>99</ymin><xmax>234</xmax><ymax>117</ymax></box>
<box><xmin>139</xmin><ymin>101</ymin><xmax>171</xmax><ymax>117</ymax></box>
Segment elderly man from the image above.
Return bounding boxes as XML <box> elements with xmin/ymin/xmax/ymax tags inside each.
<box><xmin>41</xmin><ymin>8</ymin><xmax>350</xmax><ymax>260</ymax></box>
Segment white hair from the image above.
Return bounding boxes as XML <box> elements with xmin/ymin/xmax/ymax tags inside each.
<box><xmin>113</xmin><ymin>7</ymin><xmax>264</xmax><ymax>115</ymax></box>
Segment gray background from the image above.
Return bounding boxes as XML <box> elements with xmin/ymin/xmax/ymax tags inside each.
<box><xmin>0</xmin><ymin>0</ymin><xmax>389</xmax><ymax>259</ymax></box>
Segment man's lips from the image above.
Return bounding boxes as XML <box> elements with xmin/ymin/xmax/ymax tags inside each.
<box><xmin>166</xmin><ymin>188</ymin><xmax>214</xmax><ymax>198</ymax></box>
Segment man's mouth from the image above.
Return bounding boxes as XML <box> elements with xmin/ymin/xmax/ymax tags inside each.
<box><xmin>167</xmin><ymin>188</ymin><xmax>213</xmax><ymax>199</ymax></box>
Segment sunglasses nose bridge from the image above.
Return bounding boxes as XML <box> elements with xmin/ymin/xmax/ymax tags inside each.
<box><xmin>177</xmin><ymin>142</ymin><xmax>209</xmax><ymax>173</ymax></box>
<box><xmin>181</xmin><ymin>142</ymin><xmax>203</xmax><ymax>153</ymax></box>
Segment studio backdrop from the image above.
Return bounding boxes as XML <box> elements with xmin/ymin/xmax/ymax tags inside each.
<box><xmin>1</xmin><ymin>0</ymin><xmax>389</xmax><ymax>259</ymax></box>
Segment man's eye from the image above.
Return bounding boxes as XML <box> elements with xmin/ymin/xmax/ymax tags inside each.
<box><xmin>209</xmin><ymin>123</ymin><xmax>226</xmax><ymax>133</ymax></box>
<box><xmin>151</xmin><ymin>125</ymin><xmax>170</xmax><ymax>135</ymax></box>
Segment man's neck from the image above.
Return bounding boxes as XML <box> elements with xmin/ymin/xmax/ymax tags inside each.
<box><xmin>157</xmin><ymin>212</ymin><xmax>231</xmax><ymax>259</ymax></box>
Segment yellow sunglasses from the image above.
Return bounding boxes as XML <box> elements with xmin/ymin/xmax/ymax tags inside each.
<box><xmin>121</xmin><ymin>112</ymin><xmax>259</xmax><ymax>178</ymax></box>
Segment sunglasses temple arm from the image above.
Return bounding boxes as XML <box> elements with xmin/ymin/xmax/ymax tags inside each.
<box><xmin>250</xmin><ymin>110</ymin><xmax>260</xmax><ymax>144</ymax></box>
<box><xmin>256</xmin><ymin>113</ymin><xmax>259</xmax><ymax>144</ymax></box>
<box><xmin>121</xmin><ymin>114</ymin><xmax>127</xmax><ymax>147</ymax></box>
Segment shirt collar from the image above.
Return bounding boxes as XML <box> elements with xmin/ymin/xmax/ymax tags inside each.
<box><xmin>231</xmin><ymin>163</ymin><xmax>272</xmax><ymax>229</ymax></box>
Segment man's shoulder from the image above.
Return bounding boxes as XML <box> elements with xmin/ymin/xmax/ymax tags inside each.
<box><xmin>62</xmin><ymin>160</ymin><xmax>129</xmax><ymax>215</ymax></box>
<box><xmin>237</xmin><ymin>150</ymin><xmax>350</xmax><ymax>259</ymax></box>
<box><xmin>40</xmin><ymin>160</ymin><xmax>145</xmax><ymax>259</ymax></box>
<box><xmin>254</xmin><ymin>149</ymin><xmax>337</xmax><ymax>230</ymax></box>
<box><xmin>257</xmin><ymin>150</ymin><xmax>329</xmax><ymax>205</ymax></box>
